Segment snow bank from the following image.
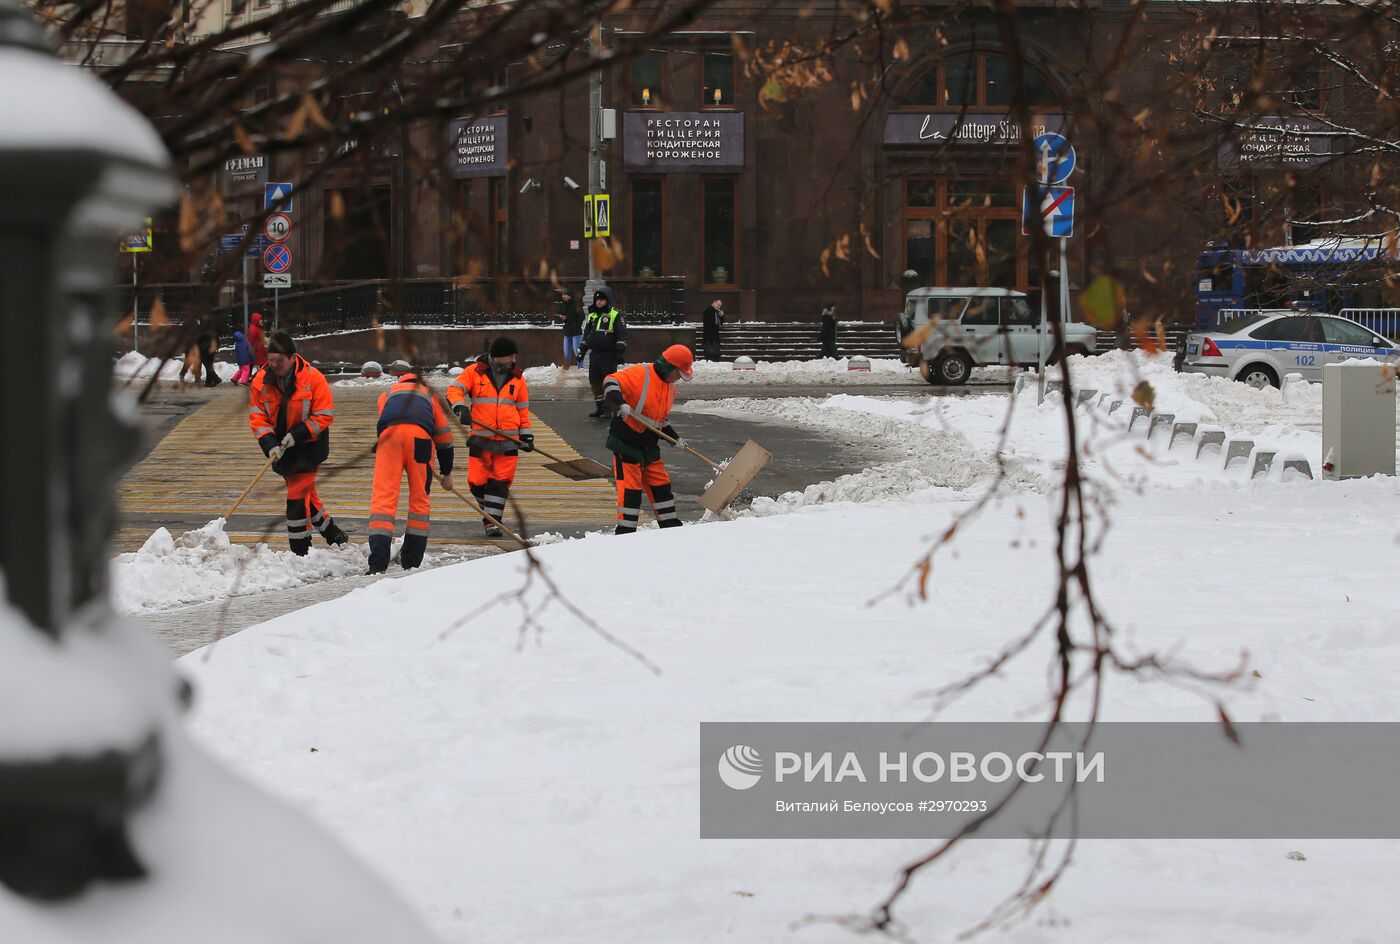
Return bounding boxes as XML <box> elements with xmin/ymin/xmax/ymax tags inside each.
<box><xmin>114</xmin><ymin>351</ymin><xmax>237</xmax><ymax>383</ymax></box>
<box><xmin>112</xmin><ymin>520</ymin><xmax>373</xmax><ymax>613</ymax></box>
<box><xmin>523</xmin><ymin>358</ymin><xmax>1008</xmax><ymax>387</ymax></box>
<box><xmin>172</xmin><ymin>481</ymin><xmax>1400</xmax><ymax>944</ymax></box>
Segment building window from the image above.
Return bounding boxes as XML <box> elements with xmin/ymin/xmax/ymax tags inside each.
<box><xmin>324</xmin><ymin>185</ymin><xmax>391</xmax><ymax>280</ymax></box>
<box><xmin>1215</xmin><ymin>43</ymin><xmax>1326</xmax><ymax>111</ymax></box>
<box><xmin>900</xmin><ymin>52</ymin><xmax>1059</xmax><ymax>110</ymax></box>
<box><xmin>630</xmin><ymin>53</ymin><xmax>664</xmax><ymax>108</ymax></box>
<box><xmin>703</xmin><ymin>177</ymin><xmax>736</xmax><ymax>286</ymax></box>
<box><xmin>903</xmin><ymin>177</ymin><xmax>1025</xmax><ymax>289</ymax></box>
<box><xmin>703</xmin><ymin>51</ymin><xmax>734</xmax><ymax>108</ymax></box>
<box><xmin>489</xmin><ymin>177</ymin><xmax>509</xmax><ymax>275</ymax></box>
<box><xmin>632</xmin><ymin>178</ymin><xmax>664</xmax><ymax>276</ymax></box>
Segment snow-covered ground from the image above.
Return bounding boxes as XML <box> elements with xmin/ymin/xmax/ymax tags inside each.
<box><xmin>90</xmin><ymin>351</ymin><xmax>1400</xmax><ymax>940</ymax></box>
<box><xmin>522</xmin><ymin>357</ymin><xmax>1008</xmax><ymax>387</ymax></box>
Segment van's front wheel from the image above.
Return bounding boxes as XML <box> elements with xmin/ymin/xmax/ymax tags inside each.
<box><xmin>928</xmin><ymin>352</ymin><xmax>972</xmax><ymax>386</ymax></box>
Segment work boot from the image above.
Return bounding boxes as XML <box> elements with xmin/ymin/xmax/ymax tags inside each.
<box><xmin>588</xmin><ymin>399</ymin><xmax>607</xmax><ymax>418</ymax></box>
<box><xmin>366</xmin><ymin>534</ymin><xmax>391</xmax><ymax>574</ymax></box>
<box><xmin>484</xmin><ymin>522</ymin><xmax>504</xmax><ymax>539</ymax></box>
<box><xmin>288</xmin><ymin>537</ymin><xmax>312</xmax><ymax>557</ymax></box>
<box><xmin>320</xmin><ymin>520</ymin><xmax>348</xmax><ymax>547</ymax></box>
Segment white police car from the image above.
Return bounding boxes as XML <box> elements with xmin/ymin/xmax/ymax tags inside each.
<box><xmin>1177</xmin><ymin>312</ymin><xmax>1396</xmax><ymax>388</ymax></box>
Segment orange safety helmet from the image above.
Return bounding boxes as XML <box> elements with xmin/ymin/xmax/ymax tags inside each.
<box><xmin>661</xmin><ymin>344</ymin><xmax>695</xmax><ymax>380</ymax></box>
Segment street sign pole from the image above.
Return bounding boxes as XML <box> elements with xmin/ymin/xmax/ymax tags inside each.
<box><xmin>1059</xmin><ymin>235</ymin><xmax>1070</xmax><ymax>357</ymax></box>
<box><xmin>1037</xmin><ymin>265</ymin><xmax>1049</xmax><ymax>405</ymax></box>
<box><xmin>275</xmin><ymin>288</ymin><xmax>279</xmax><ymax>331</ymax></box>
<box><xmin>242</xmin><ymin>253</ymin><xmax>249</xmax><ymax>332</ymax></box>
<box><xmin>131</xmin><ymin>255</ymin><xmax>138</xmax><ymax>355</ymax></box>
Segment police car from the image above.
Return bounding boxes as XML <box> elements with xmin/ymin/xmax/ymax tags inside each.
<box><xmin>1176</xmin><ymin>312</ymin><xmax>1397</xmax><ymax>388</ymax></box>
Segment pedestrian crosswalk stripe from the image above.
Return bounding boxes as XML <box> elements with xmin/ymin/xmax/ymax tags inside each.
<box><xmin>119</xmin><ymin>387</ymin><xmax>617</xmax><ymax>535</ymax></box>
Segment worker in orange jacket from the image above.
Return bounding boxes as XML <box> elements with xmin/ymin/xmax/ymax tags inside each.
<box><xmin>446</xmin><ymin>336</ymin><xmax>534</xmax><ymax>538</ymax></box>
<box><xmin>367</xmin><ymin>372</ymin><xmax>455</xmax><ymax>574</ymax></box>
<box><xmin>603</xmin><ymin>344</ymin><xmax>694</xmax><ymax>534</ymax></box>
<box><xmin>247</xmin><ymin>332</ymin><xmax>347</xmax><ymax>554</ymax></box>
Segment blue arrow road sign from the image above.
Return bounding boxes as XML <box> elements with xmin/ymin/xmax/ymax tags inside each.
<box><xmin>265</xmin><ymin>182</ymin><xmax>294</xmax><ymax>211</ymax></box>
<box><xmin>1022</xmin><ymin>186</ymin><xmax>1075</xmax><ymax>238</ymax></box>
<box><xmin>1033</xmin><ymin>133</ymin><xmax>1075</xmax><ymax>185</ymax></box>
<box><xmin>263</xmin><ymin>243</ymin><xmax>292</xmax><ymax>273</ymax></box>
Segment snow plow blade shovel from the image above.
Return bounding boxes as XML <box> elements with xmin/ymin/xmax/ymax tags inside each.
<box><xmin>699</xmin><ymin>440</ymin><xmax>772</xmax><ymax>513</ymax></box>
<box><xmin>473</xmin><ymin>421</ymin><xmax>612</xmax><ymax>481</ymax></box>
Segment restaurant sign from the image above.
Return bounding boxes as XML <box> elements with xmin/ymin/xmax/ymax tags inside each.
<box><xmin>221</xmin><ymin>154</ymin><xmax>268</xmax><ymax>195</ymax></box>
<box><xmin>884</xmin><ymin>112</ymin><xmax>1067</xmax><ymax>147</ymax></box>
<box><xmin>1217</xmin><ymin>117</ymin><xmax>1331</xmax><ymax>169</ymax></box>
<box><xmin>623</xmin><ymin>112</ymin><xmax>745</xmax><ymax>171</ymax></box>
<box><xmin>448</xmin><ymin>115</ymin><xmax>509</xmax><ymax>179</ymax></box>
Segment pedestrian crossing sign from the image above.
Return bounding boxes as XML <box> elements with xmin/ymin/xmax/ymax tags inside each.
<box><xmin>594</xmin><ymin>193</ymin><xmax>611</xmax><ymax>237</ymax></box>
<box><xmin>119</xmin><ymin>217</ymin><xmax>153</xmax><ymax>253</ymax></box>
<box><xmin>583</xmin><ymin>195</ymin><xmax>594</xmax><ymax>238</ymax></box>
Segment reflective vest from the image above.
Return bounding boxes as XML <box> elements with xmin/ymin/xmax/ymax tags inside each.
<box><xmin>445</xmin><ymin>357</ymin><xmax>532</xmax><ymax>441</ymax></box>
<box><xmin>248</xmin><ymin>354</ymin><xmax>334</xmax><ymax>443</ymax></box>
<box><xmin>605</xmin><ymin>363</ymin><xmax>675</xmax><ymax>436</ymax></box>
<box><xmin>376</xmin><ymin>375</ymin><xmax>453</xmax><ymax>446</ymax></box>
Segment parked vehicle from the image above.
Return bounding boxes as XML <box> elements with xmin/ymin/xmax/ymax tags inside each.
<box><xmin>1176</xmin><ymin>311</ymin><xmax>1397</xmax><ymax>388</ymax></box>
<box><xmin>896</xmin><ymin>287</ymin><xmax>1098</xmax><ymax>386</ymax></box>
<box><xmin>1194</xmin><ymin>237</ymin><xmax>1400</xmax><ymax>330</ymax></box>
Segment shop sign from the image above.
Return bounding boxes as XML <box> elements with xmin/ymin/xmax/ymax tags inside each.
<box><xmin>623</xmin><ymin>112</ymin><xmax>745</xmax><ymax>171</ymax></box>
<box><xmin>448</xmin><ymin>115</ymin><xmax>508</xmax><ymax>179</ymax></box>
<box><xmin>883</xmin><ymin>112</ymin><xmax>1067</xmax><ymax>147</ymax></box>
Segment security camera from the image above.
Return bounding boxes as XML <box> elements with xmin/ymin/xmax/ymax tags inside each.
<box><xmin>519</xmin><ymin>178</ymin><xmax>535</xmax><ymax>194</ymax></box>
<box><xmin>564</xmin><ymin>176</ymin><xmax>580</xmax><ymax>191</ymax></box>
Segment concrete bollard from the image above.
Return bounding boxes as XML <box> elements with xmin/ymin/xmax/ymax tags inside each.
<box><xmin>847</xmin><ymin>355</ymin><xmax>871</xmax><ymax>372</ymax></box>
<box><xmin>361</xmin><ymin>360</ymin><xmax>383</xmax><ymax>378</ymax></box>
<box><xmin>733</xmin><ymin>355</ymin><xmax>757</xmax><ymax>371</ymax></box>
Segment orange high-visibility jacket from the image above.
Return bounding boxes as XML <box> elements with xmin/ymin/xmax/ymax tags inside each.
<box><xmin>604</xmin><ymin>362</ymin><xmax>676</xmax><ymax>435</ymax></box>
<box><xmin>248</xmin><ymin>354</ymin><xmax>334</xmax><ymax>447</ymax></box>
<box><xmin>445</xmin><ymin>356</ymin><xmax>532</xmax><ymax>444</ymax></box>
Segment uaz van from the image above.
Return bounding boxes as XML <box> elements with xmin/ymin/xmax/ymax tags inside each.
<box><xmin>896</xmin><ymin>287</ymin><xmax>1099</xmax><ymax>385</ymax></box>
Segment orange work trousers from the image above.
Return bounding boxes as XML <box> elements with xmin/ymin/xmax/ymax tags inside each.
<box><xmin>284</xmin><ymin>470</ymin><xmax>328</xmax><ymax>547</ymax></box>
<box><xmin>612</xmin><ymin>454</ymin><xmax>680</xmax><ymax>534</ymax></box>
<box><xmin>369</xmin><ymin>426</ymin><xmax>434</xmax><ymax>570</ymax></box>
<box><xmin>467</xmin><ymin>451</ymin><xmax>517</xmax><ymax>529</ymax></box>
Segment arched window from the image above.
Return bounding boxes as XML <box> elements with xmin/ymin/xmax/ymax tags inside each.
<box><xmin>901</xmin><ymin>52</ymin><xmax>1060</xmax><ymax>109</ymax></box>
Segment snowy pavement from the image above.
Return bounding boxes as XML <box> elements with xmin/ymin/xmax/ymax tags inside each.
<box><xmin>159</xmin><ymin>351</ymin><xmax>1400</xmax><ymax>943</ymax></box>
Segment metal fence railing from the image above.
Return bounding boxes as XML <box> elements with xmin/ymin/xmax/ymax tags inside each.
<box><xmin>1338</xmin><ymin>308</ymin><xmax>1400</xmax><ymax>338</ymax></box>
<box><xmin>121</xmin><ymin>277</ymin><xmax>688</xmax><ymax>346</ymax></box>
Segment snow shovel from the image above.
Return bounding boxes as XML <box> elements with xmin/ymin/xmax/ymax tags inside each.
<box><xmin>226</xmin><ymin>455</ymin><xmax>276</xmax><ymax>520</ymax></box>
<box><xmin>628</xmin><ymin>413</ymin><xmax>773</xmax><ymax>514</ymax></box>
<box><xmin>474</xmin><ymin>422</ymin><xmax>612</xmax><ymax>481</ymax></box>
<box><xmin>431</xmin><ymin>469</ymin><xmax>534</xmax><ymax>549</ymax></box>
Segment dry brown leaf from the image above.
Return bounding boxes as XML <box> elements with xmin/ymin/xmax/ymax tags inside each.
<box><xmin>1130</xmin><ymin>379</ymin><xmax>1156</xmax><ymax>410</ymax></box>
<box><xmin>915</xmin><ymin>557</ymin><xmax>932</xmax><ymax>601</ymax></box>
<box><xmin>304</xmin><ymin>93</ymin><xmax>333</xmax><ymax>132</ymax></box>
<box><xmin>178</xmin><ymin>193</ymin><xmax>199</xmax><ymax>253</ymax></box>
<box><xmin>329</xmin><ymin>191</ymin><xmax>346</xmax><ymax>222</ymax></box>
<box><xmin>1217</xmin><ymin>703</ymin><xmax>1240</xmax><ymax>745</ymax></box>
<box><xmin>893</xmin><ymin>38</ymin><xmax>910</xmax><ymax>62</ymax></box>
<box><xmin>114</xmin><ymin>313</ymin><xmax>133</xmax><ymax>337</ymax></box>
<box><xmin>149</xmin><ymin>295</ymin><xmax>168</xmax><ymax>329</ymax></box>
<box><xmin>283</xmin><ymin>101</ymin><xmax>309</xmax><ymax>142</ymax></box>
<box><xmin>233</xmin><ymin>123</ymin><xmax>256</xmax><ymax>155</ymax></box>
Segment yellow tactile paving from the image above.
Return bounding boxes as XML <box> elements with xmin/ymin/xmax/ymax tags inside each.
<box><xmin>119</xmin><ymin>386</ymin><xmax>617</xmax><ymax>531</ymax></box>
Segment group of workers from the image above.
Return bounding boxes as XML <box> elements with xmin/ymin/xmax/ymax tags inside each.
<box><xmin>246</xmin><ymin>289</ymin><xmax>696</xmax><ymax>572</ymax></box>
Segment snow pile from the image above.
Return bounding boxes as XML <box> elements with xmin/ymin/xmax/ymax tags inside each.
<box><xmin>524</xmin><ymin>358</ymin><xmax>1007</xmax><ymax>387</ymax></box>
<box><xmin>112</xmin><ymin>519</ymin><xmax>372</xmax><ymax>613</ymax></box>
<box><xmin>114</xmin><ymin>351</ymin><xmax>237</xmax><ymax>383</ymax></box>
<box><xmin>1061</xmin><ymin>349</ymin><xmax>1325</xmax><ymax>432</ymax></box>
<box><xmin>748</xmin><ymin>460</ymin><xmax>970</xmax><ymax>515</ymax></box>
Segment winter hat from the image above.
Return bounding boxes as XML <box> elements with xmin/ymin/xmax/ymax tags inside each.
<box><xmin>268</xmin><ymin>331</ymin><xmax>297</xmax><ymax>356</ymax></box>
<box><xmin>489</xmin><ymin>336</ymin><xmax>518</xmax><ymax>358</ymax></box>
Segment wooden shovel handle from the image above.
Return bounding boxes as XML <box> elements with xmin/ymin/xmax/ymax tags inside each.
<box><xmin>227</xmin><ymin>455</ymin><xmax>275</xmax><ymax>520</ymax></box>
<box><xmin>628</xmin><ymin>413</ymin><xmax>724</xmax><ymax>471</ymax></box>
<box><xmin>471</xmin><ymin>421</ymin><xmax>564</xmax><ymax>463</ymax></box>
<box><xmin>431</xmin><ymin>469</ymin><xmax>534</xmax><ymax>549</ymax></box>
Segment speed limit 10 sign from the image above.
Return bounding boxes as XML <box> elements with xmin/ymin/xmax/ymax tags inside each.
<box><xmin>264</xmin><ymin>213</ymin><xmax>292</xmax><ymax>243</ymax></box>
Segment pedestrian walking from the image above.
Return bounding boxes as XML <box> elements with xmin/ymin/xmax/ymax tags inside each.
<box><xmin>702</xmin><ymin>298</ymin><xmax>725</xmax><ymax>360</ymax></box>
<box><xmin>557</xmin><ymin>289</ymin><xmax>584</xmax><ymax>368</ymax></box>
<box><xmin>603</xmin><ymin>345</ymin><xmax>694</xmax><ymax>534</ymax></box>
<box><xmin>247</xmin><ymin>332</ymin><xmax>348</xmax><ymax>554</ymax></box>
<box><xmin>446</xmin><ymin>336</ymin><xmax>534</xmax><ymax>538</ymax></box>
<box><xmin>820</xmin><ymin>303</ymin><xmax>839</xmax><ymax>358</ymax></box>
<box><xmin>232</xmin><ymin>329</ymin><xmax>253</xmax><ymax>385</ymax></box>
<box><xmin>178</xmin><ymin>316</ymin><xmax>221</xmax><ymax>386</ymax></box>
<box><xmin>366</xmin><ymin>372</ymin><xmax>455</xmax><ymax>573</ymax></box>
<box><xmin>248</xmin><ymin>311</ymin><xmax>268</xmax><ymax>376</ymax></box>
<box><xmin>579</xmin><ymin>286</ymin><xmax>628</xmax><ymax>418</ymax></box>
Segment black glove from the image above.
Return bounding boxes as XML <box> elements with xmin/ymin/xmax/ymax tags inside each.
<box><xmin>518</xmin><ymin>432</ymin><xmax>535</xmax><ymax>452</ymax></box>
<box><xmin>453</xmin><ymin>403</ymin><xmax>470</xmax><ymax>425</ymax></box>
